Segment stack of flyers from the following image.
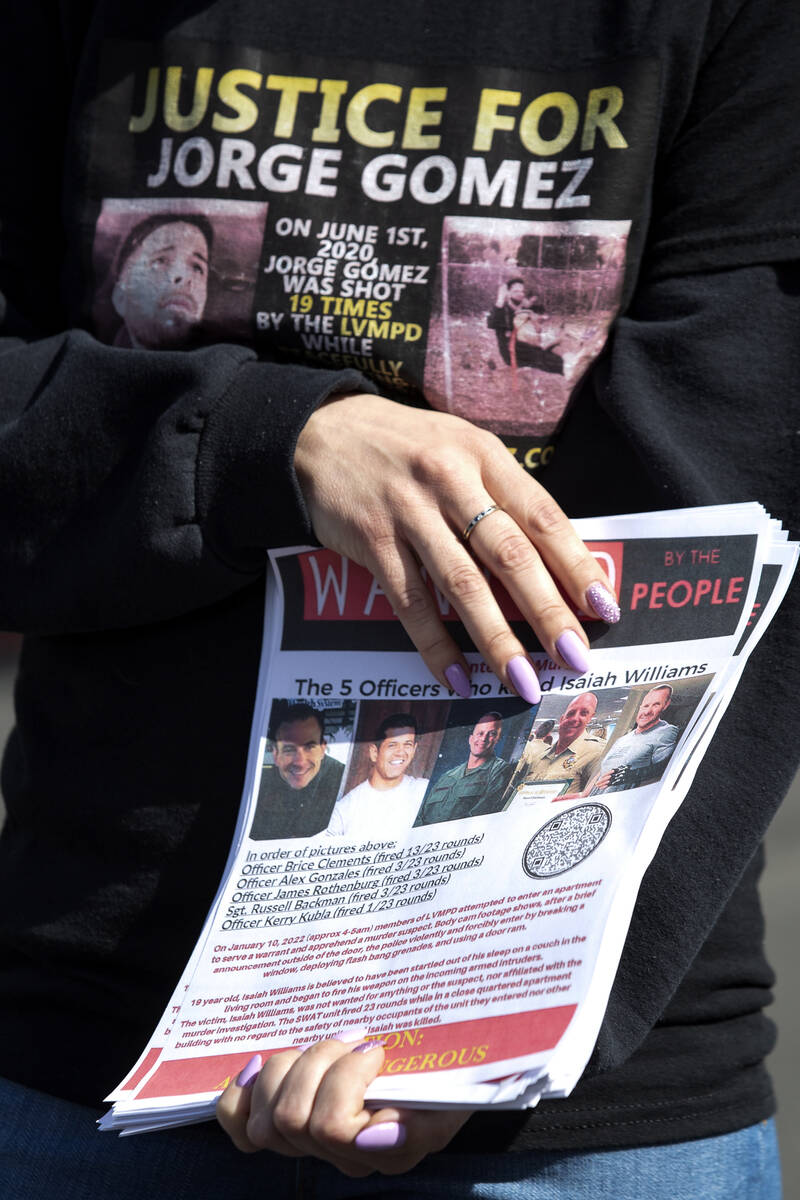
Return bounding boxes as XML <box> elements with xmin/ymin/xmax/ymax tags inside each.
<box><xmin>100</xmin><ymin>503</ymin><xmax>797</xmax><ymax>1135</ymax></box>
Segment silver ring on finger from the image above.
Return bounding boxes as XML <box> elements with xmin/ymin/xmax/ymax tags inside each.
<box><xmin>462</xmin><ymin>504</ymin><xmax>503</xmax><ymax>542</ymax></box>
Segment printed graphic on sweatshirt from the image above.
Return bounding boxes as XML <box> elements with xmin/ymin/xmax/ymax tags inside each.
<box><xmin>92</xmin><ymin>197</ymin><xmax>268</xmax><ymax>347</ymax></box>
<box><xmin>424</xmin><ymin>216</ymin><xmax>629</xmax><ymax>439</ymax></box>
<box><xmin>85</xmin><ymin>42</ymin><xmax>659</xmax><ymax>467</ymax></box>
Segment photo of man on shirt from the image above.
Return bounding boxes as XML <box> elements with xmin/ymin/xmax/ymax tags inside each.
<box><xmin>111</xmin><ymin>213</ymin><xmax>212</xmax><ymax>349</ymax></box>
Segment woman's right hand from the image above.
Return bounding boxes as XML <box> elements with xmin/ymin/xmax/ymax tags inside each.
<box><xmin>294</xmin><ymin>392</ymin><xmax>619</xmax><ymax>701</ymax></box>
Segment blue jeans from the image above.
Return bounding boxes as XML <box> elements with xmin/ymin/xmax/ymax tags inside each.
<box><xmin>0</xmin><ymin>1077</ymin><xmax>781</xmax><ymax>1199</ymax></box>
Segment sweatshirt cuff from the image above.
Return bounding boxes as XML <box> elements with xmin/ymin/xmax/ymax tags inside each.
<box><xmin>196</xmin><ymin>359</ymin><xmax>370</xmax><ymax>570</ymax></box>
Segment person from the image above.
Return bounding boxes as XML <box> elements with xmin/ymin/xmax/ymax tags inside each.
<box><xmin>0</xmin><ymin>0</ymin><xmax>797</xmax><ymax>1195</ymax></box>
<box><xmin>110</xmin><ymin>212</ymin><xmax>212</xmax><ymax>348</ymax></box>
<box><xmin>486</xmin><ymin>280</ymin><xmax>564</xmax><ymax>375</ymax></box>
<box><xmin>504</xmin><ymin>692</ymin><xmax>605</xmax><ymax>802</ymax></box>
<box><xmin>487</xmin><ymin>277</ymin><xmax>529</xmax><ymax>367</ymax></box>
<box><xmin>586</xmin><ymin>685</ymin><xmax>679</xmax><ymax>794</ymax></box>
<box><xmin>414</xmin><ymin>711</ymin><xmax>511</xmax><ymax>825</ymax></box>
<box><xmin>534</xmin><ymin>718</ymin><xmax>557</xmax><ymax>745</ymax></box>
<box><xmin>326</xmin><ymin>714</ymin><xmax>427</xmax><ymax>838</ymax></box>
<box><xmin>249</xmin><ymin>702</ymin><xmax>344</xmax><ymax>840</ymax></box>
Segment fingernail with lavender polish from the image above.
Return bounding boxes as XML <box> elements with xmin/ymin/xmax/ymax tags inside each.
<box><xmin>331</xmin><ymin>1025</ymin><xmax>370</xmax><ymax>1043</ymax></box>
<box><xmin>236</xmin><ymin>1053</ymin><xmax>262</xmax><ymax>1089</ymax></box>
<box><xmin>507</xmin><ymin>656</ymin><xmax>542</xmax><ymax>705</ymax></box>
<box><xmin>352</xmin><ymin>1039</ymin><xmax>386</xmax><ymax>1054</ymax></box>
<box><xmin>555</xmin><ymin>629</ymin><xmax>591</xmax><ymax>674</ymax></box>
<box><xmin>355</xmin><ymin>1121</ymin><xmax>407</xmax><ymax>1151</ymax></box>
<box><xmin>445</xmin><ymin>663</ymin><xmax>471</xmax><ymax>699</ymax></box>
<box><xmin>585</xmin><ymin>582</ymin><xmax>621</xmax><ymax>624</ymax></box>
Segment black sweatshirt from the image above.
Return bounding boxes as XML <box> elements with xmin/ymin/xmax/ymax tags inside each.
<box><xmin>0</xmin><ymin>0</ymin><xmax>798</xmax><ymax>1152</ymax></box>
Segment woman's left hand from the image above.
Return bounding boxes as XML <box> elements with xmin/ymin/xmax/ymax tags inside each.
<box><xmin>216</xmin><ymin>1034</ymin><xmax>471</xmax><ymax>1177</ymax></box>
